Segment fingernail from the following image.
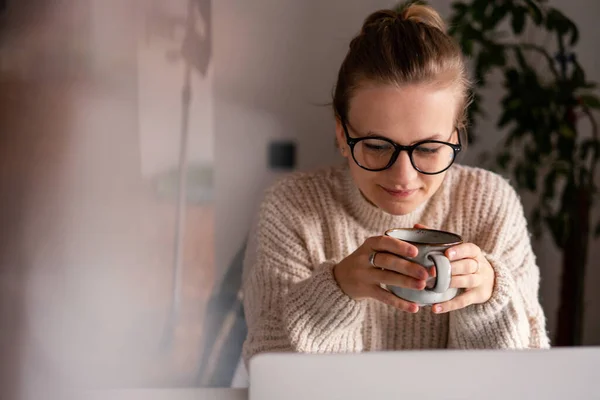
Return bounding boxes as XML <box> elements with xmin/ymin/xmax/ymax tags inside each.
<box><xmin>447</xmin><ymin>250</ymin><xmax>456</xmax><ymax>260</ymax></box>
<box><xmin>411</xmin><ymin>305</ymin><xmax>420</xmax><ymax>313</ymax></box>
<box><xmin>433</xmin><ymin>305</ymin><xmax>442</xmax><ymax>313</ymax></box>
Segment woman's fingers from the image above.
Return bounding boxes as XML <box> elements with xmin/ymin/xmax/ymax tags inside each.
<box><xmin>450</xmin><ymin>258</ymin><xmax>479</xmax><ymax>275</ymax></box>
<box><xmin>370</xmin><ymin>251</ymin><xmax>428</xmax><ymax>280</ymax></box>
<box><xmin>449</xmin><ymin>273</ymin><xmax>482</xmax><ymax>289</ymax></box>
<box><xmin>446</xmin><ymin>242</ymin><xmax>480</xmax><ymax>261</ymax></box>
<box><xmin>448</xmin><ymin>258</ymin><xmax>481</xmax><ymax>288</ymax></box>
<box><xmin>370</xmin><ymin>285</ymin><xmax>419</xmax><ymax>313</ymax></box>
<box><xmin>367</xmin><ymin>235</ymin><xmax>419</xmax><ymax>259</ymax></box>
<box><xmin>413</xmin><ymin>223</ymin><xmax>430</xmax><ymax>229</ymax></box>
<box><xmin>433</xmin><ymin>290</ymin><xmax>478</xmax><ymax>313</ymax></box>
<box><xmin>369</xmin><ymin>268</ymin><xmax>427</xmax><ymax>290</ymax></box>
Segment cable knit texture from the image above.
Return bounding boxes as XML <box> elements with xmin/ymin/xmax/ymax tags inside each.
<box><xmin>242</xmin><ymin>163</ymin><xmax>550</xmax><ymax>366</ymax></box>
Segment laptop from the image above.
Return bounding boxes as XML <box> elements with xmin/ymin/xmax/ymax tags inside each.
<box><xmin>249</xmin><ymin>347</ymin><xmax>600</xmax><ymax>400</ymax></box>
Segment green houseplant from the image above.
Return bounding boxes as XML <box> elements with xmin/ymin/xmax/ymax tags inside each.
<box><xmin>396</xmin><ymin>0</ymin><xmax>600</xmax><ymax>345</ymax></box>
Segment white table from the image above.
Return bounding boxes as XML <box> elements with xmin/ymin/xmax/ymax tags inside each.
<box><xmin>81</xmin><ymin>389</ymin><xmax>248</xmax><ymax>400</ymax></box>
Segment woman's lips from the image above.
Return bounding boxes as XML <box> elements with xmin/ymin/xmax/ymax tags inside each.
<box><xmin>380</xmin><ymin>185</ymin><xmax>418</xmax><ymax>198</ymax></box>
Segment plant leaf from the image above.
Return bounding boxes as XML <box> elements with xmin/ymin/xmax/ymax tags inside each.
<box><xmin>571</xmin><ymin>63</ymin><xmax>586</xmax><ymax>88</ymax></box>
<box><xmin>507</xmin><ymin>98</ymin><xmax>522</xmax><ymax>110</ymax></box>
<box><xmin>496</xmin><ymin>151</ymin><xmax>512</xmax><ymax>170</ymax></box>
<box><xmin>504</xmin><ymin>68</ymin><xmax>520</xmax><ymax>85</ymax></box>
<box><xmin>498</xmin><ymin>109</ymin><xmax>515</xmax><ymax>128</ymax></box>
<box><xmin>546</xmin><ymin>8</ymin><xmax>579</xmax><ymax>45</ymax></box>
<box><xmin>579</xmin><ymin>94</ymin><xmax>600</xmax><ymax>109</ymax></box>
<box><xmin>511</xmin><ymin>7</ymin><xmax>527</xmax><ymax>34</ymax></box>
<box><xmin>488</xmin><ymin>43</ymin><xmax>506</xmax><ymax>66</ymax></box>
<box><xmin>546</xmin><ymin>9</ymin><xmax>569</xmax><ymax>35</ymax></box>
<box><xmin>524</xmin><ymin>0</ymin><xmax>543</xmax><ymax>25</ymax></box>
<box><xmin>515</xmin><ymin>163</ymin><xmax>525</xmax><ymax>189</ymax></box>
<box><xmin>526</xmin><ymin>164</ymin><xmax>537</xmax><ymax>191</ymax></box>
<box><xmin>462</xmin><ymin>38</ymin><xmax>474</xmax><ymax>56</ymax></box>
<box><xmin>569</xmin><ymin>21</ymin><xmax>580</xmax><ymax>45</ymax></box>
<box><xmin>471</xmin><ymin>0</ymin><xmax>489</xmax><ymax>22</ymax></box>
<box><xmin>452</xmin><ymin>2</ymin><xmax>468</xmax><ymax>14</ymax></box>
<box><xmin>488</xmin><ymin>3</ymin><xmax>509</xmax><ymax>27</ymax></box>
<box><xmin>545</xmin><ymin>213</ymin><xmax>567</xmax><ymax>248</ymax></box>
<box><xmin>543</xmin><ymin>168</ymin><xmax>558</xmax><ymax>200</ymax></box>
<box><xmin>579</xmin><ymin>139</ymin><xmax>600</xmax><ymax>161</ymax></box>
<box><xmin>513</xmin><ymin>47</ymin><xmax>528</xmax><ymax>70</ymax></box>
<box><xmin>514</xmin><ymin>162</ymin><xmax>537</xmax><ymax>192</ymax></box>
<box><xmin>558</xmin><ymin>124</ymin><xmax>576</xmax><ymax>138</ymax></box>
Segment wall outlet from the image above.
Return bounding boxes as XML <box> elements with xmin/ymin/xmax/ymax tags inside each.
<box><xmin>268</xmin><ymin>140</ymin><xmax>296</xmax><ymax>170</ymax></box>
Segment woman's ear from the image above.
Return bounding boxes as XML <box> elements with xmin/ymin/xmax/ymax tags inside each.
<box><xmin>335</xmin><ymin>118</ymin><xmax>348</xmax><ymax>157</ymax></box>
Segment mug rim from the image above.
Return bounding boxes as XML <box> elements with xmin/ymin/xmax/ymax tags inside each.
<box><xmin>384</xmin><ymin>227</ymin><xmax>463</xmax><ymax>246</ymax></box>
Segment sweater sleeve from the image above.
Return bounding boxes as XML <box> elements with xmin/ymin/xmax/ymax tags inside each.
<box><xmin>448</xmin><ymin>178</ymin><xmax>550</xmax><ymax>349</ymax></box>
<box><xmin>241</xmin><ymin>184</ymin><xmax>366</xmax><ymax>367</ymax></box>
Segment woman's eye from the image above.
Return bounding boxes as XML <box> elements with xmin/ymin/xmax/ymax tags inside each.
<box><xmin>415</xmin><ymin>146</ymin><xmax>440</xmax><ymax>154</ymax></box>
<box><xmin>364</xmin><ymin>141</ymin><xmax>392</xmax><ymax>151</ymax></box>
<box><xmin>365</xmin><ymin>144</ymin><xmax>387</xmax><ymax>150</ymax></box>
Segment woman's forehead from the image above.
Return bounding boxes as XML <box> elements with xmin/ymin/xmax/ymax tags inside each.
<box><xmin>347</xmin><ymin>83</ymin><xmax>459</xmax><ymax>140</ymax></box>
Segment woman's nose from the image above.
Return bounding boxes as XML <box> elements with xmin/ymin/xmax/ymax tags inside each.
<box><xmin>388</xmin><ymin>151</ymin><xmax>418</xmax><ymax>183</ymax></box>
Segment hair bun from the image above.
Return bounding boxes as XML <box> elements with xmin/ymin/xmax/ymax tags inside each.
<box><xmin>360</xmin><ymin>4</ymin><xmax>446</xmax><ymax>34</ymax></box>
<box><xmin>400</xmin><ymin>3</ymin><xmax>446</xmax><ymax>32</ymax></box>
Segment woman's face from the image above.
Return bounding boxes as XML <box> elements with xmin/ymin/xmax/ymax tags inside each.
<box><xmin>336</xmin><ymin>83</ymin><xmax>461</xmax><ymax>216</ymax></box>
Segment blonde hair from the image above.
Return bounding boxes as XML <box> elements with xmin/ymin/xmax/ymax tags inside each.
<box><xmin>400</xmin><ymin>3</ymin><xmax>446</xmax><ymax>31</ymax></box>
<box><xmin>333</xmin><ymin>3</ymin><xmax>471</xmax><ymax>135</ymax></box>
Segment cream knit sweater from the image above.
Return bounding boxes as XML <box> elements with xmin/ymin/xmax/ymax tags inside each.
<box><xmin>242</xmin><ymin>163</ymin><xmax>550</xmax><ymax>366</ymax></box>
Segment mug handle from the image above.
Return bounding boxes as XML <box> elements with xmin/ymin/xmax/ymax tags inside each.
<box><xmin>427</xmin><ymin>251</ymin><xmax>452</xmax><ymax>293</ymax></box>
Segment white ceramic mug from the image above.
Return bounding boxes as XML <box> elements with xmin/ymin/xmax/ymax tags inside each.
<box><xmin>384</xmin><ymin>228</ymin><xmax>463</xmax><ymax>306</ymax></box>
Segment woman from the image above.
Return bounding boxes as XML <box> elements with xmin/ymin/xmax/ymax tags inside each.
<box><xmin>241</xmin><ymin>4</ymin><xmax>550</xmax><ymax>366</ymax></box>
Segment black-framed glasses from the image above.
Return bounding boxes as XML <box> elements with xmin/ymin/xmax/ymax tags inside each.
<box><xmin>341</xmin><ymin>119</ymin><xmax>462</xmax><ymax>175</ymax></box>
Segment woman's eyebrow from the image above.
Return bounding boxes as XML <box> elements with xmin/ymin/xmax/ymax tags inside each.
<box><xmin>364</xmin><ymin>130</ymin><xmax>445</xmax><ymax>143</ymax></box>
<box><xmin>352</xmin><ymin>123</ymin><xmax>449</xmax><ymax>143</ymax></box>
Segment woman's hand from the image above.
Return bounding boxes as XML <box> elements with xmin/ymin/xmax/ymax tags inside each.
<box><xmin>333</xmin><ymin>235</ymin><xmax>429</xmax><ymax>313</ymax></box>
<box><xmin>412</xmin><ymin>224</ymin><xmax>496</xmax><ymax>314</ymax></box>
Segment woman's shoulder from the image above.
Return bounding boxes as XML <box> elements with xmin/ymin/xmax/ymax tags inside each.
<box><xmin>440</xmin><ymin>165</ymin><xmax>528</xmax><ymax>246</ymax></box>
<box><xmin>448</xmin><ymin>164</ymin><xmax>518</xmax><ymax>197</ymax></box>
<box><xmin>445</xmin><ymin>164</ymin><xmax>523</xmax><ymax>216</ymax></box>
<box><xmin>260</xmin><ymin>164</ymin><xmax>346</xmax><ymax>214</ymax></box>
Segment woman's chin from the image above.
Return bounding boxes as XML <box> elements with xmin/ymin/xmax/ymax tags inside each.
<box><xmin>358</xmin><ymin>183</ymin><xmax>428</xmax><ymax>216</ymax></box>
<box><xmin>372</xmin><ymin>189</ymin><xmax>424</xmax><ymax>216</ymax></box>
<box><xmin>379</xmin><ymin>201</ymin><xmax>419</xmax><ymax>216</ymax></box>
